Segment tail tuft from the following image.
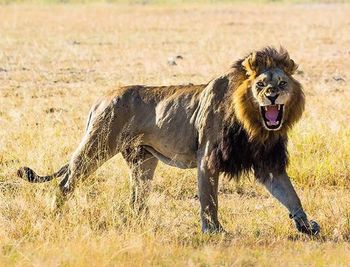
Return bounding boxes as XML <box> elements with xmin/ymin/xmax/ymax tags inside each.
<box><xmin>17</xmin><ymin>167</ymin><xmax>24</xmax><ymax>178</ymax></box>
<box><xmin>17</xmin><ymin>167</ymin><xmax>38</xmax><ymax>182</ymax></box>
<box><xmin>17</xmin><ymin>164</ymin><xmax>68</xmax><ymax>183</ymax></box>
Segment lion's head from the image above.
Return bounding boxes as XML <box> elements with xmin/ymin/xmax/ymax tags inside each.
<box><xmin>230</xmin><ymin>47</ymin><xmax>305</xmax><ymax>142</ymax></box>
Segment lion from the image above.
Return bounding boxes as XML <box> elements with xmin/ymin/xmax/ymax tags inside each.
<box><xmin>18</xmin><ymin>47</ymin><xmax>319</xmax><ymax>235</ymax></box>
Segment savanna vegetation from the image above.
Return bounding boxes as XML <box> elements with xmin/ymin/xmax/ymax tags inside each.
<box><xmin>1</xmin><ymin>2</ymin><xmax>350</xmax><ymax>266</ymax></box>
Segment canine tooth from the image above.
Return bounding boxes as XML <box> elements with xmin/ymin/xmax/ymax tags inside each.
<box><xmin>264</xmin><ymin>106</ymin><xmax>268</xmax><ymax>111</ymax></box>
<box><xmin>278</xmin><ymin>105</ymin><xmax>281</xmax><ymax>110</ymax></box>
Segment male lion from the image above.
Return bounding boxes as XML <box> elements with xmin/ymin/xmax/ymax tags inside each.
<box><xmin>18</xmin><ymin>47</ymin><xmax>319</xmax><ymax>235</ymax></box>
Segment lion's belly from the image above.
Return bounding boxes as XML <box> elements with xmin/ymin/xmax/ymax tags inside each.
<box><xmin>139</xmin><ymin>95</ymin><xmax>199</xmax><ymax>168</ymax></box>
<box><xmin>142</xmin><ymin>137</ymin><xmax>197</xmax><ymax>169</ymax></box>
<box><xmin>141</xmin><ymin>117</ymin><xmax>198</xmax><ymax>168</ymax></box>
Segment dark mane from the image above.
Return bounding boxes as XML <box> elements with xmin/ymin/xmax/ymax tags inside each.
<box><xmin>206</xmin><ymin>46</ymin><xmax>302</xmax><ymax>180</ymax></box>
<box><xmin>208</xmin><ymin>121</ymin><xmax>289</xmax><ymax>181</ymax></box>
<box><xmin>232</xmin><ymin>46</ymin><xmax>297</xmax><ymax>76</ymax></box>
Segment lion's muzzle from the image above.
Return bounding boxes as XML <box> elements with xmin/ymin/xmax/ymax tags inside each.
<box><xmin>260</xmin><ymin>104</ymin><xmax>284</xmax><ymax>130</ymax></box>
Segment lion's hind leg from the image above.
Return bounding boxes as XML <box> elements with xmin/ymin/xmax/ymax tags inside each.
<box><xmin>57</xmin><ymin>132</ymin><xmax>117</xmax><ymax>203</ymax></box>
<box><xmin>55</xmin><ymin>109</ymin><xmax>122</xmax><ymax>209</ymax></box>
<box><xmin>122</xmin><ymin>147</ymin><xmax>158</xmax><ymax>215</ymax></box>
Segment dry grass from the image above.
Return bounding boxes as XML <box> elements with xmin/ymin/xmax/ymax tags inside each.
<box><xmin>1</xmin><ymin>3</ymin><xmax>350</xmax><ymax>266</ymax></box>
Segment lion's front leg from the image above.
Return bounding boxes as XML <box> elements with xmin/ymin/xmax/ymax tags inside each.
<box><xmin>197</xmin><ymin>156</ymin><xmax>224</xmax><ymax>233</ymax></box>
<box><xmin>255</xmin><ymin>169</ymin><xmax>320</xmax><ymax>235</ymax></box>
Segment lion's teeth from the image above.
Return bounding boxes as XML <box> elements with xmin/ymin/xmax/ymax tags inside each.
<box><xmin>278</xmin><ymin>105</ymin><xmax>281</xmax><ymax>110</ymax></box>
<box><xmin>264</xmin><ymin>107</ymin><xmax>268</xmax><ymax>111</ymax></box>
<box><xmin>267</xmin><ymin>120</ymin><xmax>279</xmax><ymax>126</ymax></box>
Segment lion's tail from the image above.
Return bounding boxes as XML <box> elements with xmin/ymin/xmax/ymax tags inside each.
<box><xmin>17</xmin><ymin>164</ymin><xmax>69</xmax><ymax>183</ymax></box>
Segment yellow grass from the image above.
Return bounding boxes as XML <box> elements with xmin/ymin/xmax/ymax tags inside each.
<box><xmin>1</xmin><ymin>3</ymin><xmax>350</xmax><ymax>266</ymax></box>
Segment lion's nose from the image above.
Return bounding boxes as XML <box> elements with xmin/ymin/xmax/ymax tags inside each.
<box><xmin>265</xmin><ymin>87</ymin><xmax>279</xmax><ymax>104</ymax></box>
<box><xmin>266</xmin><ymin>94</ymin><xmax>279</xmax><ymax>105</ymax></box>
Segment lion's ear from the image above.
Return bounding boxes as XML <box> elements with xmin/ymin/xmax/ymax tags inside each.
<box><xmin>241</xmin><ymin>52</ymin><xmax>257</xmax><ymax>76</ymax></box>
<box><xmin>285</xmin><ymin>59</ymin><xmax>298</xmax><ymax>75</ymax></box>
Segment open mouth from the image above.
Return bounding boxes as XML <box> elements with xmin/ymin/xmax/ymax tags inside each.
<box><xmin>260</xmin><ymin>104</ymin><xmax>284</xmax><ymax>130</ymax></box>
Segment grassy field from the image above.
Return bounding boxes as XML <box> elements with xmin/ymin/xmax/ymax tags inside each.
<box><xmin>2</xmin><ymin>1</ymin><xmax>350</xmax><ymax>5</ymax></box>
<box><xmin>1</xmin><ymin>2</ymin><xmax>350</xmax><ymax>266</ymax></box>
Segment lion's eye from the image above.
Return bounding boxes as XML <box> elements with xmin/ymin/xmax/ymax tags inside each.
<box><xmin>279</xmin><ymin>81</ymin><xmax>287</xmax><ymax>87</ymax></box>
<box><xmin>257</xmin><ymin>82</ymin><xmax>265</xmax><ymax>87</ymax></box>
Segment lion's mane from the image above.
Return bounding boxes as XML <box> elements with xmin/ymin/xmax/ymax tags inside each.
<box><xmin>208</xmin><ymin>47</ymin><xmax>305</xmax><ymax>180</ymax></box>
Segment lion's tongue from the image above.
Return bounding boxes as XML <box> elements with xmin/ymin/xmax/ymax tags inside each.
<box><xmin>265</xmin><ymin>105</ymin><xmax>279</xmax><ymax>122</ymax></box>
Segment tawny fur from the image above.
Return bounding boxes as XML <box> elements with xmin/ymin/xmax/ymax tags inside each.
<box><xmin>19</xmin><ymin>46</ymin><xmax>304</xmax><ymax>194</ymax></box>
<box><xmin>17</xmin><ymin>47</ymin><xmax>319</xmax><ymax>236</ymax></box>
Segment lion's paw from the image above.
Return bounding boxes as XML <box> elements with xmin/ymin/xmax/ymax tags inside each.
<box><xmin>202</xmin><ymin>222</ymin><xmax>226</xmax><ymax>234</ymax></box>
<box><xmin>295</xmin><ymin>219</ymin><xmax>320</xmax><ymax>236</ymax></box>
